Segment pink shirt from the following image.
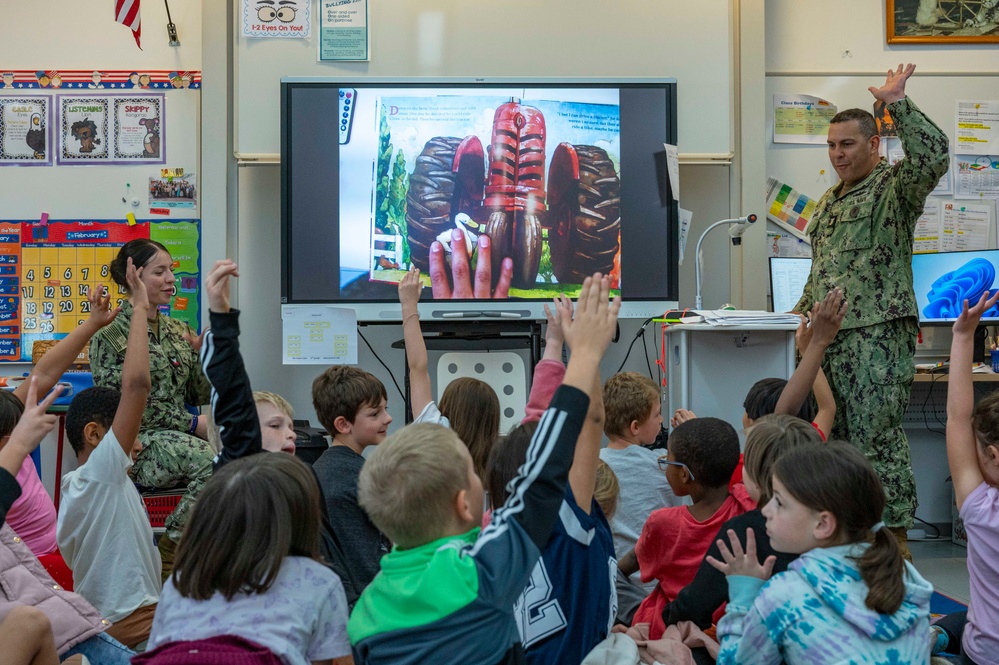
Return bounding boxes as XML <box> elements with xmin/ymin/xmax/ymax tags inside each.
<box><xmin>7</xmin><ymin>457</ymin><xmax>58</xmax><ymax>556</ymax></box>
<box><xmin>961</xmin><ymin>481</ymin><xmax>999</xmax><ymax>664</ymax></box>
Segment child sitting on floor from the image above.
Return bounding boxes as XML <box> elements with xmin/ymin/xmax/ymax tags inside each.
<box><xmin>145</xmin><ymin>454</ymin><xmax>352</xmax><ymax>665</ymax></box>
<box><xmin>934</xmin><ymin>290</ymin><xmax>999</xmax><ymax>663</ymax></box>
<box><xmin>348</xmin><ymin>274</ymin><xmax>619</xmax><ymax>664</ymax></box>
<box><xmin>664</xmin><ymin>415</ymin><xmax>822</xmax><ymax>631</ymax></box>
<box><xmin>58</xmin><ymin>258</ymin><xmax>159</xmax><ymax>650</ymax></box>
<box><xmin>398</xmin><ymin>267</ymin><xmax>500</xmax><ymax>476</ymax></box>
<box><xmin>628</xmin><ymin>417</ymin><xmax>752</xmax><ymax>640</ymax></box>
<box><xmin>710</xmin><ymin>442</ymin><xmax>932</xmax><ymax>664</ymax></box>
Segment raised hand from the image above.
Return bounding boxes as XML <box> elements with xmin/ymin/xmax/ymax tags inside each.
<box><xmin>670</xmin><ymin>408</ymin><xmax>696</xmax><ymax>429</ymax></box>
<box><xmin>954</xmin><ymin>290</ymin><xmax>999</xmax><ymax>337</ymax></box>
<box><xmin>125</xmin><ymin>257</ymin><xmax>150</xmax><ymax>311</ymax></box>
<box><xmin>183</xmin><ymin>329</ymin><xmax>206</xmax><ymax>354</ymax></box>
<box><xmin>706</xmin><ymin>528</ymin><xmax>776</xmax><ymax>580</ymax></box>
<box><xmin>868</xmin><ymin>63</ymin><xmax>915</xmax><ymax>105</ymax></box>
<box><xmin>429</xmin><ymin>230</ymin><xmax>513</xmax><ymax>299</ymax></box>
<box><xmin>561</xmin><ymin>273</ymin><xmax>621</xmax><ymax>359</ymax></box>
<box><xmin>543</xmin><ymin>294</ymin><xmax>573</xmax><ymax>352</ymax></box>
<box><xmin>5</xmin><ymin>377</ymin><xmax>62</xmax><ymax>456</ymax></box>
<box><xmin>398</xmin><ymin>267</ymin><xmax>424</xmax><ymax>310</ymax></box>
<box><xmin>84</xmin><ymin>282</ymin><xmax>120</xmax><ymax>329</ymax></box>
<box><xmin>206</xmin><ymin>259</ymin><xmax>239</xmax><ymax>313</ymax></box>
<box><xmin>806</xmin><ymin>288</ymin><xmax>847</xmax><ymax>349</ymax></box>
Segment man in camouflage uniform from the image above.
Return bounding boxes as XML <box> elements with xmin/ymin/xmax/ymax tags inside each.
<box><xmin>794</xmin><ymin>65</ymin><xmax>949</xmax><ymax>555</ymax></box>
<box><xmin>90</xmin><ymin>300</ymin><xmax>213</xmax><ymax>576</ymax></box>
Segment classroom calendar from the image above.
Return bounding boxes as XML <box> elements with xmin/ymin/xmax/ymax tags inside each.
<box><xmin>0</xmin><ymin>219</ymin><xmax>201</xmax><ymax>361</ymax></box>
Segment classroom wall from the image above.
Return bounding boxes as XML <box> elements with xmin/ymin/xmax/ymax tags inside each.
<box><xmin>0</xmin><ymin>0</ymin><xmax>206</xmax><ymax>495</ymax></box>
<box><xmin>228</xmin><ymin>1</ymin><xmax>756</xmax><ymax>431</ymax></box>
<box><xmin>765</xmin><ymin>0</ymin><xmax>999</xmax><ymax>526</ymax></box>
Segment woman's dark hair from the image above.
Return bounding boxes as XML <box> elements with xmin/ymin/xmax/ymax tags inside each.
<box><xmin>743</xmin><ymin>377</ymin><xmax>817</xmax><ymax>423</ymax></box>
<box><xmin>0</xmin><ymin>390</ymin><xmax>25</xmax><ymax>439</ymax></box>
<box><xmin>109</xmin><ymin>238</ymin><xmax>169</xmax><ymax>291</ymax></box>
<box><xmin>774</xmin><ymin>441</ymin><xmax>906</xmax><ymax>615</ymax></box>
<box><xmin>172</xmin><ymin>454</ymin><xmax>322</xmax><ymax>601</ymax></box>
<box><xmin>485</xmin><ymin>421</ymin><xmax>536</xmax><ymax>509</ymax></box>
<box><xmin>439</xmin><ymin>377</ymin><xmax>500</xmax><ymax>478</ymax></box>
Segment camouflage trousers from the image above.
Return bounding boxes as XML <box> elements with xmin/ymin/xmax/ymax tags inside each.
<box><xmin>130</xmin><ymin>428</ymin><xmax>215</xmax><ymax>543</ymax></box>
<box><xmin>824</xmin><ymin>317</ymin><xmax>918</xmax><ymax>528</ymax></box>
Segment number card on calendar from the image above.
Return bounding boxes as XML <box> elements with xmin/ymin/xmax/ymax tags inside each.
<box><xmin>0</xmin><ymin>219</ymin><xmax>201</xmax><ymax>361</ymax></box>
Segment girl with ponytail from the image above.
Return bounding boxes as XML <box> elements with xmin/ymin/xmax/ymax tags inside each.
<box><xmin>707</xmin><ymin>441</ymin><xmax>932</xmax><ymax>664</ymax></box>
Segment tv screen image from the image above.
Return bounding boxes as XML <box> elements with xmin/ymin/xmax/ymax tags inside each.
<box><xmin>282</xmin><ymin>79</ymin><xmax>678</xmax><ymax>320</ymax></box>
<box><xmin>913</xmin><ymin>249</ymin><xmax>999</xmax><ymax>324</ymax></box>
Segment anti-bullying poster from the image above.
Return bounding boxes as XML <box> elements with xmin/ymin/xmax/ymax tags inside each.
<box><xmin>58</xmin><ymin>94</ymin><xmax>165</xmax><ymax>165</ymax></box>
<box><xmin>242</xmin><ymin>0</ymin><xmax>311</xmax><ymax>38</ymax></box>
<box><xmin>0</xmin><ymin>96</ymin><xmax>51</xmax><ymax>166</ymax></box>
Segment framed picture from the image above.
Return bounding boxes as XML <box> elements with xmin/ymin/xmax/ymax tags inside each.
<box><xmin>887</xmin><ymin>0</ymin><xmax>999</xmax><ymax>43</ymax></box>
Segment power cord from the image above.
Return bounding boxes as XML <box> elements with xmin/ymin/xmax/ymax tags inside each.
<box><xmin>616</xmin><ymin>317</ymin><xmax>655</xmax><ymax>373</ymax></box>
<box><xmin>357</xmin><ymin>329</ymin><xmax>406</xmax><ymax>403</ymax></box>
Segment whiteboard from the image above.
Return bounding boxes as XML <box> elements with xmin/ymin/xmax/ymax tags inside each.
<box><xmin>235</xmin><ymin>0</ymin><xmax>734</xmax><ymax>156</ymax></box>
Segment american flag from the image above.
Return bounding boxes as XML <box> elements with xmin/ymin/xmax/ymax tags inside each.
<box><xmin>115</xmin><ymin>0</ymin><xmax>142</xmax><ymax>49</ymax></box>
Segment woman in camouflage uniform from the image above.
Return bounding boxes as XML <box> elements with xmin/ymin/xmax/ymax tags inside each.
<box><xmin>89</xmin><ymin>239</ymin><xmax>212</xmax><ymax>579</ymax></box>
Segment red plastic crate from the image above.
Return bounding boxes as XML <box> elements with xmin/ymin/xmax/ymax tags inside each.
<box><xmin>142</xmin><ymin>493</ymin><xmax>183</xmax><ymax>528</ymax></box>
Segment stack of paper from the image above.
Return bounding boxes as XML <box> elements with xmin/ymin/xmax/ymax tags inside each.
<box><xmin>681</xmin><ymin>310</ymin><xmax>803</xmax><ymax>326</ymax></box>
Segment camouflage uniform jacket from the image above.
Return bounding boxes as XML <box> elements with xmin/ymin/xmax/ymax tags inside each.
<box><xmin>794</xmin><ymin>98</ymin><xmax>949</xmax><ymax>329</ymax></box>
<box><xmin>90</xmin><ymin>301</ymin><xmax>210</xmax><ymax>432</ymax></box>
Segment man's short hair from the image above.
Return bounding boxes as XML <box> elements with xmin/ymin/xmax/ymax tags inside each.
<box><xmin>311</xmin><ymin>366</ymin><xmax>386</xmax><ymax>434</ymax></box>
<box><xmin>358</xmin><ymin>423</ymin><xmax>469</xmax><ymax>549</ymax></box>
<box><xmin>669</xmin><ymin>417</ymin><xmax>740</xmax><ymax>488</ymax></box>
<box><xmin>830</xmin><ymin>108</ymin><xmax>878</xmax><ymax>140</ymax></box>
<box><xmin>603</xmin><ymin>372</ymin><xmax>659</xmax><ymax>437</ymax></box>
<box><xmin>254</xmin><ymin>391</ymin><xmax>294</xmax><ymax>419</ymax></box>
<box><xmin>66</xmin><ymin>387</ymin><xmax>121</xmax><ymax>455</ymax></box>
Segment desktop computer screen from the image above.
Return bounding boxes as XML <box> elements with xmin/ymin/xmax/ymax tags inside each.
<box><xmin>769</xmin><ymin>256</ymin><xmax>812</xmax><ymax>314</ymax></box>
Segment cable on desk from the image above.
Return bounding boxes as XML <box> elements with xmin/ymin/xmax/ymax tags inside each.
<box><xmin>358</xmin><ymin>329</ymin><xmax>406</xmax><ymax>403</ymax></box>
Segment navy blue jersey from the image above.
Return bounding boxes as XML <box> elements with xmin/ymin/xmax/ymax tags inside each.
<box><xmin>517</xmin><ymin>485</ymin><xmax>617</xmax><ymax>665</ymax></box>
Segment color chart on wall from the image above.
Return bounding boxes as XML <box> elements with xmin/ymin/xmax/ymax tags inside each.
<box><xmin>0</xmin><ymin>219</ymin><xmax>201</xmax><ymax>361</ymax></box>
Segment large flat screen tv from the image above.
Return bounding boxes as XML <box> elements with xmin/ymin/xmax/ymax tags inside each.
<box><xmin>281</xmin><ymin>78</ymin><xmax>679</xmax><ymax>320</ymax></box>
<box><xmin>913</xmin><ymin>249</ymin><xmax>999</xmax><ymax>325</ymax></box>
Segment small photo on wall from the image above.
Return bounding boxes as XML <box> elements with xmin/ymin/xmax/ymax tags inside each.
<box><xmin>58</xmin><ymin>96</ymin><xmax>109</xmax><ymax>163</ymax></box>
<box><xmin>149</xmin><ymin>173</ymin><xmax>197</xmax><ymax>209</ymax></box>
<box><xmin>113</xmin><ymin>96</ymin><xmax>165</xmax><ymax>162</ymax></box>
<box><xmin>0</xmin><ymin>96</ymin><xmax>52</xmax><ymax>166</ymax></box>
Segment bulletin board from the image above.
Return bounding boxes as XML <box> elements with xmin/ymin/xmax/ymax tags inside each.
<box><xmin>0</xmin><ymin>219</ymin><xmax>201</xmax><ymax>362</ymax></box>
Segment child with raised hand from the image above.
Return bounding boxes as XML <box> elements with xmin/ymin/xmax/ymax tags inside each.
<box><xmin>58</xmin><ymin>258</ymin><xmax>159</xmax><ymax>650</ymax></box>
<box><xmin>484</xmin><ymin>321</ymin><xmax>615</xmax><ymax>664</ymax></box>
<box><xmin>349</xmin><ymin>273</ymin><xmax>620</xmax><ymax>665</ymax></box>
<box><xmin>2</xmin><ymin>283</ymin><xmax>119</xmax><ymax>561</ymax></box>
<box><xmin>144</xmin><ymin>453</ymin><xmax>352</xmax><ymax>665</ymax></box>
<box><xmin>398</xmin><ymin>267</ymin><xmax>500</xmax><ymax>475</ymax></box>
<box><xmin>1</xmin><ymin>379</ymin><xmax>135</xmax><ymax>663</ymax></box>
<box><xmin>709</xmin><ymin>441</ymin><xmax>932</xmax><ymax>664</ymax></box>
<box><xmin>627</xmin><ymin>417</ymin><xmax>752</xmax><ymax>640</ymax></box>
<box><xmin>938</xmin><ymin>290</ymin><xmax>999</xmax><ymax>663</ymax></box>
<box><xmin>664</xmin><ymin>415</ymin><xmax>822</xmax><ymax>631</ymax></box>
<box><xmin>199</xmin><ymin>259</ymin><xmax>360</xmax><ymax>606</ymax></box>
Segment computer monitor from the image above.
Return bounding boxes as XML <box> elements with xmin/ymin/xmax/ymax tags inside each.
<box><xmin>769</xmin><ymin>257</ymin><xmax>812</xmax><ymax>314</ymax></box>
<box><xmin>913</xmin><ymin>249</ymin><xmax>999</xmax><ymax>325</ymax></box>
